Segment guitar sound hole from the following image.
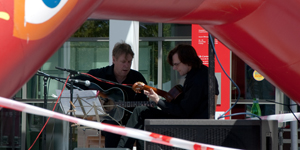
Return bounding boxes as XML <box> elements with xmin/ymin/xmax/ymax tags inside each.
<box><xmin>103</xmin><ymin>99</ymin><xmax>116</xmax><ymax>112</ymax></box>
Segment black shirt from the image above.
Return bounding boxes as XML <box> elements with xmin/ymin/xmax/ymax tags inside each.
<box><xmin>72</xmin><ymin>65</ymin><xmax>148</xmax><ymax>124</ymax></box>
<box><xmin>157</xmin><ymin>65</ymin><xmax>219</xmax><ymax>119</ymax></box>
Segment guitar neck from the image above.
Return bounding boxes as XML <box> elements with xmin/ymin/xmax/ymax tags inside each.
<box><xmin>142</xmin><ymin>85</ymin><xmax>165</xmax><ymax>95</ymax></box>
<box><xmin>115</xmin><ymin>101</ymin><xmax>154</xmax><ymax>108</ymax></box>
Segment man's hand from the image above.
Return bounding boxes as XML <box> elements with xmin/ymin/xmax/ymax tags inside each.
<box><xmin>144</xmin><ymin>88</ymin><xmax>160</xmax><ymax>104</ymax></box>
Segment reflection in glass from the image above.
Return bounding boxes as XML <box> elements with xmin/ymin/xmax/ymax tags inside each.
<box><xmin>72</xmin><ymin>20</ymin><xmax>109</xmax><ymax>37</ymax></box>
<box><xmin>139</xmin><ymin>23</ymin><xmax>158</xmax><ymax>37</ymax></box>
<box><xmin>26</xmin><ymin>41</ymin><xmax>109</xmax><ymax>99</ymax></box>
<box><xmin>139</xmin><ymin>42</ymin><xmax>158</xmax><ymax>87</ymax></box>
<box><xmin>245</xmin><ymin>65</ymin><xmax>275</xmax><ymax>100</ymax></box>
<box><xmin>70</xmin><ymin>42</ymin><xmax>109</xmax><ymax>72</ymax></box>
<box><xmin>163</xmin><ymin>24</ymin><xmax>191</xmax><ymax>37</ymax></box>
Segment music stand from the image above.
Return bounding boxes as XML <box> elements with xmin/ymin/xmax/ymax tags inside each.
<box><xmin>57</xmin><ymin>89</ymin><xmax>108</xmax><ymax>148</ymax></box>
<box><xmin>56</xmin><ymin>89</ymin><xmax>107</xmax><ymax>121</ymax></box>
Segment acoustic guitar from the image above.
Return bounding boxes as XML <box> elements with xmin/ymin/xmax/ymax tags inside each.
<box><xmin>132</xmin><ymin>82</ymin><xmax>183</xmax><ymax>102</ymax></box>
<box><xmin>96</xmin><ymin>87</ymin><xmax>155</xmax><ymax>122</ymax></box>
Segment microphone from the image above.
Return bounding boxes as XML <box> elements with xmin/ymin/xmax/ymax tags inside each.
<box><xmin>69</xmin><ymin>79</ymin><xmax>91</xmax><ymax>87</ymax></box>
<box><xmin>36</xmin><ymin>70</ymin><xmax>84</xmax><ymax>90</ymax></box>
<box><xmin>55</xmin><ymin>66</ymin><xmax>80</xmax><ymax>75</ymax></box>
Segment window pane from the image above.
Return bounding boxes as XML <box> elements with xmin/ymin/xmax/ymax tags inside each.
<box><xmin>72</xmin><ymin>20</ymin><xmax>109</xmax><ymax>37</ymax></box>
<box><xmin>245</xmin><ymin>65</ymin><xmax>275</xmax><ymax>100</ymax></box>
<box><xmin>139</xmin><ymin>41</ymin><xmax>158</xmax><ymax>87</ymax></box>
<box><xmin>139</xmin><ymin>23</ymin><xmax>158</xmax><ymax>37</ymax></box>
<box><xmin>70</xmin><ymin>41</ymin><xmax>109</xmax><ymax>72</ymax></box>
<box><xmin>0</xmin><ymin>108</ymin><xmax>21</xmax><ymax>149</ymax></box>
<box><xmin>163</xmin><ymin>24</ymin><xmax>191</xmax><ymax>37</ymax></box>
<box><xmin>231</xmin><ymin>53</ymin><xmax>275</xmax><ymax>100</ymax></box>
<box><xmin>27</xmin><ymin>41</ymin><xmax>109</xmax><ymax>99</ymax></box>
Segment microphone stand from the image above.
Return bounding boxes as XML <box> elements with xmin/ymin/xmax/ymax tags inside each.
<box><xmin>68</xmin><ymin>76</ymin><xmax>74</xmax><ymax>150</ymax></box>
<box><xmin>42</xmin><ymin>75</ymin><xmax>48</xmax><ymax>150</ymax></box>
<box><xmin>54</xmin><ymin>67</ymin><xmax>83</xmax><ymax>150</ymax></box>
<box><xmin>36</xmin><ymin>71</ymin><xmax>83</xmax><ymax>150</ymax></box>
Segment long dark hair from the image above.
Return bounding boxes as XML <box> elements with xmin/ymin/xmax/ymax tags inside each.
<box><xmin>167</xmin><ymin>44</ymin><xmax>203</xmax><ymax>69</ymax></box>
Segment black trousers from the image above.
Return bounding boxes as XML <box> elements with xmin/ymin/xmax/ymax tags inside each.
<box><xmin>117</xmin><ymin>106</ymin><xmax>176</xmax><ymax>150</ymax></box>
<box><xmin>101</xmin><ymin>120</ymin><xmax>121</xmax><ymax>147</ymax></box>
<box><xmin>101</xmin><ymin>108</ymin><xmax>134</xmax><ymax>147</ymax></box>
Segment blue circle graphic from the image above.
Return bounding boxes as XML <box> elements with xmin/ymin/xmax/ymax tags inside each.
<box><xmin>42</xmin><ymin>0</ymin><xmax>61</xmax><ymax>8</ymax></box>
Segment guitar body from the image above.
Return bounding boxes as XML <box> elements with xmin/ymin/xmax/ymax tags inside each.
<box><xmin>89</xmin><ymin>82</ymin><xmax>180</xmax><ymax>122</ymax></box>
<box><xmin>99</xmin><ymin>87</ymin><xmax>125</xmax><ymax>122</ymax></box>
<box><xmin>168</xmin><ymin>84</ymin><xmax>183</xmax><ymax>103</ymax></box>
<box><xmin>95</xmin><ymin>86</ymin><xmax>154</xmax><ymax>122</ymax></box>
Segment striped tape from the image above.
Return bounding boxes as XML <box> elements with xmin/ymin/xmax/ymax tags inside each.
<box><xmin>0</xmin><ymin>96</ymin><xmax>240</xmax><ymax>150</ymax></box>
<box><xmin>248</xmin><ymin>113</ymin><xmax>300</xmax><ymax>122</ymax></box>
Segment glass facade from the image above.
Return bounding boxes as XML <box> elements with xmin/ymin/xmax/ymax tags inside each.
<box><xmin>231</xmin><ymin>53</ymin><xmax>278</xmax><ymax>119</ymax></box>
<box><xmin>139</xmin><ymin>41</ymin><xmax>158</xmax><ymax>87</ymax></box>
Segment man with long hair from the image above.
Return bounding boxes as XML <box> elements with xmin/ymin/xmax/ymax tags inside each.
<box><xmin>118</xmin><ymin>44</ymin><xmax>219</xmax><ymax>150</ymax></box>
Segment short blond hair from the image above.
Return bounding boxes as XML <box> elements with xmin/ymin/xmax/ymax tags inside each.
<box><xmin>112</xmin><ymin>42</ymin><xmax>134</xmax><ymax>59</ymax></box>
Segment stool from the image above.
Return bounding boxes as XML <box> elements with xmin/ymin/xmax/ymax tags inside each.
<box><xmin>86</xmin><ymin>135</ymin><xmax>101</xmax><ymax>148</ymax></box>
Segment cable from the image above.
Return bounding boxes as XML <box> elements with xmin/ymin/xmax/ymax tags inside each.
<box><xmin>47</xmin><ymin>79</ymin><xmax>63</xmax><ymax>150</ymax></box>
<box><xmin>209</xmin><ymin>34</ymin><xmax>263</xmax><ymax>120</ymax></box>
<box><xmin>207</xmin><ymin>34</ymin><xmax>244</xmax><ymax>120</ymax></box>
<box><xmin>28</xmin><ymin>75</ymin><xmax>70</xmax><ymax>150</ymax></box>
<box><xmin>220</xmin><ymin>112</ymin><xmax>262</xmax><ymax>120</ymax></box>
<box><xmin>81</xmin><ymin>72</ymin><xmax>133</xmax><ymax>88</ymax></box>
<box><xmin>264</xmin><ymin>99</ymin><xmax>300</xmax><ymax>123</ymax></box>
<box><xmin>287</xmin><ymin>106</ymin><xmax>300</xmax><ymax>124</ymax></box>
<box><xmin>265</xmin><ymin>99</ymin><xmax>298</xmax><ymax>106</ymax></box>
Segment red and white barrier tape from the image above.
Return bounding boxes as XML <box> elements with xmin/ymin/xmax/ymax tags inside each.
<box><xmin>248</xmin><ymin>113</ymin><xmax>300</xmax><ymax>122</ymax></box>
<box><xmin>0</xmin><ymin>97</ymin><xmax>240</xmax><ymax>150</ymax></box>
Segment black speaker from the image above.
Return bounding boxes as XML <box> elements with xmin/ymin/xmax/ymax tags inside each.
<box><xmin>144</xmin><ymin>119</ymin><xmax>278</xmax><ymax>150</ymax></box>
<box><xmin>73</xmin><ymin>148</ymin><xmax>130</xmax><ymax>150</ymax></box>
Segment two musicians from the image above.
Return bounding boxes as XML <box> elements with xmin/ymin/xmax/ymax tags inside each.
<box><xmin>73</xmin><ymin>43</ymin><xmax>219</xmax><ymax>150</ymax></box>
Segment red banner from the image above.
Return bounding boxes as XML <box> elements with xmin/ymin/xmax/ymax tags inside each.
<box><xmin>192</xmin><ymin>24</ymin><xmax>231</xmax><ymax>119</ymax></box>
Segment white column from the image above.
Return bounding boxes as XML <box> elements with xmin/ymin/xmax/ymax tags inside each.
<box><xmin>21</xmin><ymin>85</ymin><xmax>27</xmax><ymax>150</ymax></box>
<box><xmin>290</xmin><ymin>99</ymin><xmax>298</xmax><ymax>150</ymax></box>
<box><xmin>109</xmin><ymin>20</ymin><xmax>139</xmax><ymax>70</ymax></box>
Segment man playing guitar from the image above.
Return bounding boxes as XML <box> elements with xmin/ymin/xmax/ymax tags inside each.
<box><xmin>118</xmin><ymin>44</ymin><xmax>219</xmax><ymax>150</ymax></box>
<box><xmin>72</xmin><ymin>42</ymin><xmax>148</xmax><ymax>148</ymax></box>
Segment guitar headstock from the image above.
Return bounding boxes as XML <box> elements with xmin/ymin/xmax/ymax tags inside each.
<box><xmin>132</xmin><ymin>82</ymin><xmax>145</xmax><ymax>93</ymax></box>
